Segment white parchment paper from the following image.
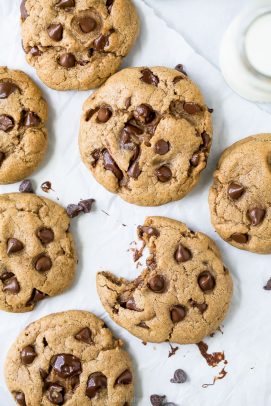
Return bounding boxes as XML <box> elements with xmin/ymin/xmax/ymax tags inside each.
<box><xmin>1</xmin><ymin>1</ymin><xmax>271</xmax><ymax>405</ymax></box>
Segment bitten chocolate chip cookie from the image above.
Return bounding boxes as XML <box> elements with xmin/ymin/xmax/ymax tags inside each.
<box><xmin>0</xmin><ymin>67</ymin><xmax>48</xmax><ymax>184</ymax></box>
<box><xmin>97</xmin><ymin>216</ymin><xmax>232</xmax><ymax>344</ymax></box>
<box><xmin>5</xmin><ymin>310</ymin><xmax>134</xmax><ymax>405</ymax></box>
<box><xmin>0</xmin><ymin>193</ymin><xmax>76</xmax><ymax>312</ymax></box>
<box><xmin>209</xmin><ymin>134</ymin><xmax>271</xmax><ymax>254</ymax></box>
<box><xmin>20</xmin><ymin>0</ymin><xmax>139</xmax><ymax>90</ymax></box>
<box><xmin>79</xmin><ymin>66</ymin><xmax>212</xmax><ymax>206</ymax></box>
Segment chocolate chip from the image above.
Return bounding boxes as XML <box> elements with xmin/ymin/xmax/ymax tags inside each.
<box><xmin>21</xmin><ymin>345</ymin><xmax>37</xmax><ymax>365</ymax></box>
<box><xmin>0</xmin><ymin>82</ymin><xmax>19</xmax><ymax>99</ymax></box>
<box><xmin>128</xmin><ymin>161</ymin><xmax>141</xmax><ymax>179</ymax></box>
<box><xmin>201</xmin><ymin>131</ymin><xmax>210</xmax><ymax>150</ymax></box>
<box><xmin>115</xmin><ymin>369</ymin><xmax>132</xmax><ymax>385</ymax></box>
<box><xmin>121</xmin><ymin>123</ymin><xmax>143</xmax><ymax>146</ymax></box>
<box><xmin>103</xmin><ymin>150</ymin><xmax>123</xmax><ymax>180</ymax></box>
<box><xmin>86</xmin><ymin>372</ymin><xmax>107</xmax><ymax>399</ymax></box>
<box><xmin>0</xmin><ymin>270</ymin><xmax>14</xmax><ymax>281</ymax></box>
<box><xmin>208</xmin><ymin>108</ymin><xmax>214</xmax><ymax>113</ymax></box>
<box><xmin>230</xmin><ymin>232</ymin><xmax>249</xmax><ymax>244</ymax></box>
<box><xmin>154</xmin><ymin>140</ymin><xmax>170</xmax><ymax>155</ymax></box>
<box><xmin>190</xmin><ymin>153</ymin><xmax>200</xmax><ymax>167</ymax></box>
<box><xmin>40</xmin><ymin>368</ymin><xmax>48</xmax><ymax>380</ymax></box>
<box><xmin>29</xmin><ymin>46</ymin><xmax>41</xmax><ymax>56</ymax></box>
<box><xmin>106</xmin><ymin>0</ymin><xmax>114</xmax><ymax>12</ymax></box>
<box><xmin>228</xmin><ymin>182</ymin><xmax>244</xmax><ymax>200</ymax></box>
<box><xmin>93</xmin><ymin>34</ymin><xmax>110</xmax><ymax>51</ymax></box>
<box><xmin>0</xmin><ymin>152</ymin><xmax>5</xmax><ymax>166</ymax></box>
<box><xmin>37</xmin><ymin>228</ymin><xmax>54</xmax><ymax>244</ymax></box>
<box><xmin>175</xmin><ymin>64</ymin><xmax>187</xmax><ymax>75</ymax></box>
<box><xmin>170</xmin><ymin>369</ymin><xmax>187</xmax><ymax>384</ymax></box>
<box><xmin>183</xmin><ymin>102</ymin><xmax>201</xmax><ymax>114</ymax></box>
<box><xmin>41</xmin><ymin>181</ymin><xmax>52</xmax><ymax>192</ymax></box>
<box><xmin>247</xmin><ymin>207</ymin><xmax>266</xmax><ymax>226</ymax></box>
<box><xmin>126</xmin><ymin>297</ymin><xmax>141</xmax><ymax>311</ymax></box>
<box><xmin>79</xmin><ymin>17</ymin><xmax>97</xmax><ymax>33</ymax></box>
<box><xmin>3</xmin><ymin>276</ymin><xmax>20</xmax><ymax>294</ymax></box>
<box><xmin>155</xmin><ymin>165</ymin><xmax>172</xmax><ymax>182</ymax></box>
<box><xmin>20</xmin><ymin>0</ymin><xmax>28</xmax><ymax>20</ymax></box>
<box><xmin>174</xmin><ymin>243</ymin><xmax>192</xmax><ymax>263</ymax></box>
<box><xmin>78</xmin><ymin>198</ymin><xmax>95</xmax><ymax>213</ymax></box>
<box><xmin>148</xmin><ymin>275</ymin><xmax>165</xmax><ymax>293</ymax></box>
<box><xmin>21</xmin><ymin>111</ymin><xmax>41</xmax><ymax>127</ymax></box>
<box><xmin>47</xmin><ymin>23</ymin><xmax>63</xmax><ymax>41</ymax></box>
<box><xmin>198</xmin><ymin>271</ymin><xmax>215</xmax><ymax>292</ymax></box>
<box><xmin>19</xmin><ymin>179</ymin><xmax>34</xmax><ymax>193</ymax></box>
<box><xmin>138</xmin><ymin>226</ymin><xmax>160</xmax><ymax>238</ymax></box>
<box><xmin>140</xmin><ymin>69</ymin><xmax>159</xmax><ymax>86</ymax></box>
<box><xmin>59</xmin><ymin>53</ymin><xmax>76</xmax><ymax>68</ymax></box>
<box><xmin>0</xmin><ymin>115</ymin><xmax>14</xmax><ymax>132</ymax></box>
<box><xmin>46</xmin><ymin>383</ymin><xmax>64</xmax><ymax>404</ymax></box>
<box><xmin>150</xmin><ymin>394</ymin><xmax>166</xmax><ymax>406</ymax></box>
<box><xmin>66</xmin><ymin>204</ymin><xmax>83</xmax><ymax>218</ymax></box>
<box><xmin>190</xmin><ymin>299</ymin><xmax>208</xmax><ymax>314</ymax></box>
<box><xmin>97</xmin><ymin>106</ymin><xmax>112</xmax><ymax>123</ymax></box>
<box><xmin>14</xmin><ymin>392</ymin><xmax>26</xmax><ymax>406</ymax></box>
<box><xmin>26</xmin><ymin>289</ymin><xmax>47</xmax><ymax>306</ymax></box>
<box><xmin>51</xmin><ymin>354</ymin><xmax>82</xmax><ymax>378</ymax></box>
<box><xmin>35</xmin><ymin>255</ymin><xmax>52</xmax><ymax>272</ymax></box>
<box><xmin>170</xmin><ymin>305</ymin><xmax>186</xmax><ymax>323</ymax></box>
<box><xmin>134</xmin><ymin>104</ymin><xmax>155</xmax><ymax>124</ymax></box>
<box><xmin>264</xmin><ymin>278</ymin><xmax>271</xmax><ymax>290</ymax></box>
<box><xmin>125</xmin><ymin>97</ymin><xmax>131</xmax><ymax>109</ymax></box>
<box><xmin>7</xmin><ymin>238</ymin><xmax>24</xmax><ymax>254</ymax></box>
<box><xmin>137</xmin><ymin>321</ymin><xmax>149</xmax><ymax>329</ymax></box>
<box><xmin>75</xmin><ymin>327</ymin><xmax>92</xmax><ymax>344</ymax></box>
<box><xmin>56</xmin><ymin>0</ymin><xmax>75</xmax><ymax>8</ymax></box>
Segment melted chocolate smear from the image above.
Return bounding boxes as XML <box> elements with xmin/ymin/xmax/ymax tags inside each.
<box><xmin>41</xmin><ymin>181</ymin><xmax>52</xmax><ymax>193</ymax></box>
<box><xmin>197</xmin><ymin>341</ymin><xmax>225</xmax><ymax>367</ymax></box>
<box><xmin>202</xmin><ymin>367</ymin><xmax>228</xmax><ymax>388</ymax></box>
<box><xmin>168</xmin><ymin>343</ymin><xmax>179</xmax><ymax>358</ymax></box>
<box><xmin>140</xmin><ymin>69</ymin><xmax>159</xmax><ymax>86</ymax></box>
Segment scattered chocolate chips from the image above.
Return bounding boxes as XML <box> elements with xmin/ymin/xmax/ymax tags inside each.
<box><xmin>190</xmin><ymin>153</ymin><xmax>200</xmax><ymax>167</ymax></box>
<box><xmin>86</xmin><ymin>372</ymin><xmax>107</xmax><ymax>399</ymax></box>
<box><xmin>79</xmin><ymin>16</ymin><xmax>97</xmax><ymax>33</ymax></box>
<box><xmin>230</xmin><ymin>232</ymin><xmax>248</xmax><ymax>244</ymax></box>
<box><xmin>106</xmin><ymin>0</ymin><xmax>114</xmax><ymax>13</ymax></box>
<box><xmin>56</xmin><ymin>0</ymin><xmax>75</xmax><ymax>9</ymax></box>
<box><xmin>264</xmin><ymin>278</ymin><xmax>271</xmax><ymax>290</ymax></box>
<box><xmin>14</xmin><ymin>392</ymin><xmax>26</xmax><ymax>406</ymax></box>
<box><xmin>35</xmin><ymin>255</ymin><xmax>52</xmax><ymax>273</ymax></box>
<box><xmin>78</xmin><ymin>198</ymin><xmax>95</xmax><ymax>213</ymax></box>
<box><xmin>103</xmin><ymin>149</ymin><xmax>123</xmax><ymax>180</ymax></box>
<box><xmin>138</xmin><ymin>225</ymin><xmax>160</xmax><ymax>238</ymax></box>
<box><xmin>93</xmin><ymin>33</ymin><xmax>110</xmax><ymax>51</ymax></box>
<box><xmin>51</xmin><ymin>354</ymin><xmax>82</xmax><ymax>378</ymax></box>
<box><xmin>21</xmin><ymin>345</ymin><xmax>37</xmax><ymax>365</ymax></box>
<box><xmin>46</xmin><ymin>383</ymin><xmax>64</xmax><ymax>404</ymax></box>
<box><xmin>174</xmin><ymin>243</ymin><xmax>192</xmax><ymax>263</ymax></box>
<box><xmin>97</xmin><ymin>106</ymin><xmax>112</xmax><ymax>123</ymax></box>
<box><xmin>75</xmin><ymin>327</ymin><xmax>92</xmax><ymax>344</ymax></box>
<box><xmin>154</xmin><ymin>140</ymin><xmax>170</xmax><ymax>155</ymax></box>
<box><xmin>59</xmin><ymin>53</ymin><xmax>76</xmax><ymax>68</ymax></box>
<box><xmin>198</xmin><ymin>271</ymin><xmax>215</xmax><ymax>292</ymax></box>
<box><xmin>183</xmin><ymin>102</ymin><xmax>201</xmax><ymax>115</ymax></box>
<box><xmin>21</xmin><ymin>111</ymin><xmax>41</xmax><ymax>127</ymax></box>
<box><xmin>115</xmin><ymin>369</ymin><xmax>132</xmax><ymax>385</ymax></box>
<box><xmin>227</xmin><ymin>182</ymin><xmax>244</xmax><ymax>200</ymax></box>
<box><xmin>3</xmin><ymin>276</ymin><xmax>20</xmax><ymax>294</ymax></box>
<box><xmin>26</xmin><ymin>289</ymin><xmax>47</xmax><ymax>306</ymax></box>
<box><xmin>247</xmin><ymin>207</ymin><xmax>266</xmax><ymax>226</ymax></box>
<box><xmin>150</xmin><ymin>395</ymin><xmax>166</xmax><ymax>406</ymax></box>
<box><xmin>170</xmin><ymin>305</ymin><xmax>186</xmax><ymax>323</ymax></box>
<box><xmin>20</xmin><ymin>0</ymin><xmax>29</xmax><ymax>20</ymax></box>
<box><xmin>148</xmin><ymin>275</ymin><xmax>165</xmax><ymax>293</ymax></box>
<box><xmin>140</xmin><ymin>69</ymin><xmax>159</xmax><ymax>86</ymax></box>
<box><xmin>29</xmin><ymin>46</ymin><xmax>41</xmax><ymax>56</ymax></box>
<box><xmin>0</xmin><ymin>82</ymin><xmax>19</xmax><ymax>99</ymax></box>
<box><xmin>175</xmin><ymin>64</ymin><xmax>187</xmax><ymax>75</ymax></box>
<box><xmin>155</xmin><ymin>165</ymin><xmax>172</xmax><ymax>182</ymax></box>
<box><xmin>7</xmin><ymin>238</ymin><xmax>24</xmax><ymax>254</ymax></box>
<box><xmin>41</xmin><ymin>181</ymin><xmax>52</xmax><ymax>193</ymax></box>
<box><xmin>19</xmin><ymin>179</ymin><xmax>34</xmax><ymax>193</ymax></box>
<box><xmin>134</xmin><ymin>104</ymin><xmax>155</xmax><ymax>124</ymax></box>
<box><xmin>0</xmin><ymin>115</ymin><xmax>14</xmax><ymax>132</ymax></box>
<box><xmin>37</xmin><ymin>228</ymin><xmax>54</xmax><ymax>244</ymax></box>
<box><xmin>66</xmin><ymin>204</ymin><xmax>82</xmax><ymax>218</ymax></box>
<box><xmin>47</xmin><ymin>23</ymin><xmax>63</xmax><ymax>41</ymax></box>
<box><xmin>170</xmin><ymin>369</ymin><xmax>187</xmax><ymax>384</ymax></box>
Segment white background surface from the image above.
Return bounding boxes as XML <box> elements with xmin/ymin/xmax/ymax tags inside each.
<box><xmin>0</xmin><ymin>0</ymin><xmax>271</xmax><ymax>405</ymax></box>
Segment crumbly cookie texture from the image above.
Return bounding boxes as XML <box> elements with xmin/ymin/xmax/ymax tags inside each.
<box><xmin>0</xmin><ymin>193</ymin><xmax>76</xmax><ymax>312</ymax></box>
<box><xmin>209</xmin><ymin>134</ymin><xmax>271</xmax><ymax>254</ymax></box>
<box><xmin>97</xmin><ymin>216</ymin><xmax>232</xmax><ymax>344</ymax></box>
<box><xmin>79</xmin><ymin>66</ymin><xmax>212</xmax><ymax>206</ymax></box>
<box><xmin>0</xmin><ymin>67</ymin><xmax>48</xmax><ymax>184</ymax></box>
<box><xmin>5</xmin><ymin>310</ymin><xmax>134</xmax><ymax>406</ymax></box>
<box><xmin>20</xmin><ymin>0</ymin><xmax>140</xmax><ymax>90</ymax></box>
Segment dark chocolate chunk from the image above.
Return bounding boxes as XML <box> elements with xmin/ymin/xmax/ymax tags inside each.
<box><xmin>21</xmin><ymin>345</ymin><xmax>37</xmax><ymax>365</ymax></box>
<box><xmin>198</xmin><ymin>272</ymin><xmax>215</xmax><ymax>292</ymax></box>
<box><xmin>140</xmin><ymin>69</ymin><xmax>159</xmax><ymax>86</ymax></box>
<box><xmin>103</xmin><ymin>150</ymin><xmax>123</xmax><ymax>180</ymax></box>
<box><xmin>19</xmin><ymin>179</ymin><xmax>34</xmax><ymax>193</ymax></box>
<box><xmin>174</xmin><ymin>243</ymin><xmax>192</xmax><ymax>263</ymax></box>
<box><xmin>0</xmin><ymin>115</ymin><xmax>14</xmax><ymax>132</ymax></box>
<box><xmin>51</xmin><ymin>354</ymin><xmax>82</xmax><ymax>378</ymax></box>
<box><xmin>37</xmin><ymin>228</ymin><xmax>54</xmax><ymax>244</ymax></box>
<box><xmin>228</xmin><ymin>182</ymin><xmax>244</xmax><ymax>200</ymax></box>
<box><xmin>7</xmin><ymin>238</ymin><xmax>24</xmax><ymax>254</ymax></box>
<box><xmin>170</xmin><ymin>305</ymin><xmax>186</xmax><ymax>323</ymax></box>
<box><xmin>75</xmin><ymin>327</ymin><xmax>92</xmax><ymax>344</ymax></box>
<box><xmin>86</xmin><ymin>372</ymin><xmax>107</xmax><ymax>399</ymax></box>
<box><xmin>115</xmin><ymin>369</ymin><xmax>132</xmax><ymax>385</ymax></box>
<box><xmin>247</xmin><ymin>207</ymin><xmax>266</xmax><ymax>226</ymax></box>
<box><xmin>47</xmin><ymin>23</ymin><xmax>63</xmax><ymax>41</ymax></box>
<box><xmin>148</xmin><ymin>275</ymin><xmax>165</xmax><ymax>293</ymax></box>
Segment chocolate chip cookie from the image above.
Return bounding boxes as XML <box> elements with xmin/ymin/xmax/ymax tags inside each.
<box><xmin>0</xmin><ymin>67</ymin><xmax>48</xmax><ymax>184</ymax></box>
<box><xmin>97</xmin><ymin>216</ymin><xmax>232</xmax><ymax>344</ymax></box>
<box><xmin>5</xmin><ymin>310</ymin><xmax>134</xmax><ymax>405</ymax></box>
<box><xmin>209</xmin><ymin>134</ymin><xmax>271</xmax><ymax>254</ymax></box>
<box><xmin>20</xmin><ymin>0</ymin><xmax>140</xmax><ymax>90</ymax></box>
<box><xmin>79</xmin><ymin>66</ymin><xmax>212</xmax><ymax>206</ymax></box>
<box><xmin>0</xmin><ymin>193</ymin><xmax>76</xmax><ymax>312</ymax></box>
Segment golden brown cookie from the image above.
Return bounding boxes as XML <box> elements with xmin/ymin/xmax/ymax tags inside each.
<box><xmin>79</xmin><ymin>66</ymin><xmax>212</xmax><ymax>206</ymax></box>
<box><xmin>20</xmin><ymin>0</ymin><xmax>140</xmax><ymax>90</ymax></box>
<box><xmin>0</xmin><ymin>67</ymin><xmax>48</xmax><ymax>184</ymax></box>
<box><xmin>97</xmin><ymin>216</ymin><xmax>232</xmax><ymax>344</ymax></box>
<box><xmin>5</xmin><ymin>310</ymin><xmax>134</xmax><ymax>405</ymax></box>
<box><xmin>0</xmin><ymin>193</ymin><xmax>77</xmax><ymax>312</ymax></box>
<box><xmin>209</xmin><ymin>134</ymin><xmax>271</xmax><ymax>253</ymax></box>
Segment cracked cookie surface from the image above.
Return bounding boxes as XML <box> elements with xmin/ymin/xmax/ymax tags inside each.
<box><xmin>209</xmin><ymin>134</ymin><xmax>271</xmax><ymax>254</ymax></box>
<box><xmin>0</xmin><ymin>193</ymin><xmax>76</xmax><ymax>312</ymax></box>
<box><xmin>97</xmin><ymin>216</ymin><xmax>232</xmax><ymax>344</ymax></box>
<box><xmin>20</xmin><ymin>0</ymin><xmax>139</xmax><ymax>90</ymax></box>
<box><xmin>0</xmin><ymin>67</ymin><xmax>48</xmax><ymax>184</ymax></box>
<box><xmin>5</xmin><ymin>310</ymin><xmax>134</xmax><ymax>406</ymax></box>
<box><xmin>79</xmin><ymin>66</ymin><xmax>212</xmax><ymax>206</ymax></box>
